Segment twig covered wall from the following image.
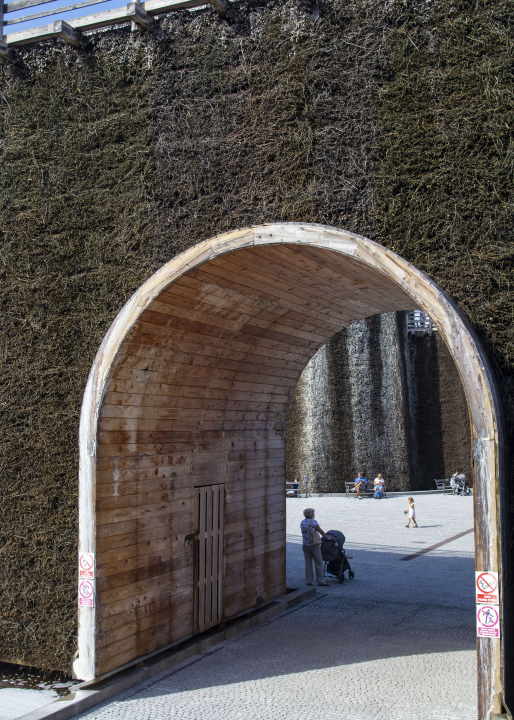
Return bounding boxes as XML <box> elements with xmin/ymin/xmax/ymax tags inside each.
<box><xmin>285</xmin><ymin>312</ymin><xmax>473</xmax><ymax>493</ymax></box>
<box><xmin>0</xmin><ymin>0</ymin><xmax>512</xmax><ymax>672</ymax></box>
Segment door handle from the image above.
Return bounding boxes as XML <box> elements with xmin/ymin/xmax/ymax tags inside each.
<box><xmin>184</xmin><ymin>532</ymin><xmax>199</xmax><ymax>547</ymax></box>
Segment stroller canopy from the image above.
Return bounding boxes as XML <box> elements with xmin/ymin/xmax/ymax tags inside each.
<box><xmin>326</xmin><ymin>530</ymin><xmax>345</xmax><ymax>549</ymax></box>
<box><xmin>321</xmin><ymin>530</ymin><xmax>345</xmax><ymax>562</ymax></box>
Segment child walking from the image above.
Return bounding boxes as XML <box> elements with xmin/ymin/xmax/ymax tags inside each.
<box><xmin>405</xmin><ymin>497</ymin><xmax>418</xmax><ymax>528</ymax></box>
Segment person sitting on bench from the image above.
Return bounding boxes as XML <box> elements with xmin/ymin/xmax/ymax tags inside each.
<box><xmin>352</xmin><ymin>472</ymin><xmax>367</xmax><ymax>499</ymax></box>
<box><xmin>373</xmin><ymin>474</ymin><xmax>386</xmax><ymax>498</ymax></box>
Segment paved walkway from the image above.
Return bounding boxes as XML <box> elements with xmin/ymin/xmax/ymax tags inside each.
<box><xmin>77</xmin><ymin>494</ymin><xmax>477</xmax><ymax>720</ymax></box>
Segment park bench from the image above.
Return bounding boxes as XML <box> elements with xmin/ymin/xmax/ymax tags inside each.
<box><xmin>435</xmin><ymin>479</ymin><xmax>453</xmax><ymax>494</ymax></box>
<box><xmin>344</xmin><ymin>481</ymin><xmax>386</xmax><ymax>499</ymax></box>
<box><xmin>286</xmin><ymin>481</ymin><xmax>300</xmax><ymax>498</ymax></box>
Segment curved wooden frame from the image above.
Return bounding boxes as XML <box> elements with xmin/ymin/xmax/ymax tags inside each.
<box><xmin>76</xmin><ymin>223</ymin><xmax>504</xmax><ymax>719</ymax></box>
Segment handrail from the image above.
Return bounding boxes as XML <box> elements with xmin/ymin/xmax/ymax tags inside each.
<box><xmin>0</xmin><ymin>0</ymin><xmax>226</xmax><ymax>58</ymax></box>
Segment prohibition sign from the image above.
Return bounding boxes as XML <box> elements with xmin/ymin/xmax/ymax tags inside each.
<box><xmin>79</xmin><ymin>580</ymin><xmax>93</xmax><ymax>598</ymax></box>
<box><xmin>79</xmin><ymin>552</ymin><xmax>95</xmax><ymax>580</ymax></box>
<box><xmin>476</xmin><ymin>572</ymin><xmax>497</xmax><ymax>594</ymax></box>
<box><xmin>476</xmin><ymin>603</ymin><xmax>500</xmax><ymax>638</ymax></box>
<box><xmin>78</xmin><ymin>580</ymin><xmax>95</xmax><ymax>607</ymax></box>
<box><xmin>79</xmin><ymin>553</ymin><xmax>94</xmax><ymax>572</ymax></box>
<box><xmin>477</xmin><ymin>605</ymin><xmax>498</xmax><ymax>626</ymax></box>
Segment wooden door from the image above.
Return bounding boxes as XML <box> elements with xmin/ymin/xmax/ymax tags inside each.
<box><xmin>194</xmin><ymin>484</ymin><xmax>224</xmax><ymax>634</ymax></box>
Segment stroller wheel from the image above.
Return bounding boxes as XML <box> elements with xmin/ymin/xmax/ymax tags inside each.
<box><xmin>338</xmin><ymin>571</ymin><xmax>344</xmax><ymax>584</ymax></box>
<box><xmin>349</xmin><ymin>571</ymin><xmax>355</xmax><ymax>579</ymax></box>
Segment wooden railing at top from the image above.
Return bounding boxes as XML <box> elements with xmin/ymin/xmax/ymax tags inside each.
<box><xmin>0</xmin><ymin>0</ymin><xmax>226</xmax><ymax>60</ymax></box>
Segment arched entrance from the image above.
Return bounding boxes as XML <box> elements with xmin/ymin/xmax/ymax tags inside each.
<box><xmin>75</xmin><ymin>223</ymin><xmax>504</xmax><ymax>719</ymax></box>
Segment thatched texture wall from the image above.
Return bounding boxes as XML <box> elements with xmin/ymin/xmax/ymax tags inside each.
<box><xmin>285</xmin><ymin>312</ymin><xmax>472</xmax><ymax>493</ymax></box>
<box><xmin>0</xmin><ymin>0</ymin><xmax>513</xmax><ymax>677</ymax></box>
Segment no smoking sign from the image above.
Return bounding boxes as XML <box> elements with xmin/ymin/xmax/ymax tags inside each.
<box><xmin>475</xmin><ymin>571</ymin><xmax>498</xmax><ymax>604</ymax></box>
<box><xmin>79</xmin><ymin>552</ymin><xmax>95</xmax><ymax>580</ymax></box>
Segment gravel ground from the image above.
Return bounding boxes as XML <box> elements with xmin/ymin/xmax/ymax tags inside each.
<box><xmin>76</xmin><ymin>494</ymin><xmax>476</xmax><ymax>720</ymax></box>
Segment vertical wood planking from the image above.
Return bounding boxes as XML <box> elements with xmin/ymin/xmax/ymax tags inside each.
<box><xmin>195</xmin><ymin>484</ymin><xmax>224</xmax><ymax>634</ymax></box>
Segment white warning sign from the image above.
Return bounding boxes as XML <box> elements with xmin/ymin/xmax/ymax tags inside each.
<box><xmin>475</xmin><ymin>571</ymin><xmax>498</xmax><ymax>604</ymax></box>
<box><xmin>78</xmin><ymin>580</ymin><xmax>95</xmax><ymax>607</ymax></box>
<box><xmin>79</xmin><ymin>552</ymin><xmax>95</xmax><ymax>580</ymax></box>
<box><xmin>477</xmin><ymin>604</ymin><xmax>500</xmax><ymax>639</ymax></box>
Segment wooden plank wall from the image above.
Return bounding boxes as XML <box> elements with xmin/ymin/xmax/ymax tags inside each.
<box><xmin>94</xmin><ymin>244</ymin><xmax>417</xmax><ymax>676</ymax></box>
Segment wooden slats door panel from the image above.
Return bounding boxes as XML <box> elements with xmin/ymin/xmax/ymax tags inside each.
<box><xmin>194</xmin><ymin>484</ymin><xmax>224</xmax><ymax>634</ymax></box>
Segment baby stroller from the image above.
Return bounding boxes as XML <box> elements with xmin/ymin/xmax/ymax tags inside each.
<box><xmin>450</xmin><ymin>473</ymin><xmax>471</xmax><ymax>496</ymax></box>
<box><xmin>321</xmin><ymin>530</ymin><xmax>354</xmax><ymax>584</ymax></box>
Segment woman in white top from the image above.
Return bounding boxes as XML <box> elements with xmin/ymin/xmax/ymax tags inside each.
<box><xmin>373</xmin><ymin>474</ymin><xmax>386</xmax><ymax>498</ymax></box>
<box><xmin>300</xmin><ymin>508</ymin><xmax>331</xmax><ymax>586</ymax></box>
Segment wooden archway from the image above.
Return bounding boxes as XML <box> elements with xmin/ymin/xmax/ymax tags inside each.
<box><xmin>75</xmin><ymin>223</ymin><xmax>504</xmax><ymax>719</ymax></box>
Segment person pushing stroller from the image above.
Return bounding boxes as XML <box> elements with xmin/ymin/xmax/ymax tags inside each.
<box><xmin>300</xmin><ymin>508</ymin><xmax>333</xmax><ymax>586</ymax></box>
<box><xmin>450</xmin><ymin>472</ymin><xmax>470</xmax><ymax>495</ymax></box>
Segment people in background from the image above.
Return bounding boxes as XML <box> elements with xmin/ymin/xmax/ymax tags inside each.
<box><xmin>373</xmin><ymin>474</ymin><xmax>385</xmax><ymax>499</ymax></box>
<box><xmin>352</xmin><ymin>472</ymin><xmax>367</xmax><ymax>499</ymax></box>
<box><xmin>300</xmin><ymin>508</ymin><xmax>332</xmax><ymax>586</ymax></box>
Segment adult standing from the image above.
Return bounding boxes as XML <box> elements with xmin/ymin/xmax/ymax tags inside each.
<box><xmin>300</xmin><ymin>508</ymin><xmax>331</xmax><ymax>586</ymax></box>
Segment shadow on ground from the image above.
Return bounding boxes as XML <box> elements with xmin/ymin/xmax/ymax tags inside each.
<box><xmin>111</xmin><ymin>545</ymin><xmax>475</xmax><ymax>701</ymax></box>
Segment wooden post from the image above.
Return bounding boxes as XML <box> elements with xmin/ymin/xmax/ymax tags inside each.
<box><xmin>128</xmin><ymin>2</ymin><xmax>152</xmax><ymax>31</ymax></box>
<box><xmin>208</xmin><ymin>0</ymin><xmax>228</xmax><ymax>15</ymax></box>
<box><xmin>0</xmin><ymin>1</ymin><xmax>14</xmax><ymax>61</ymax></box>
<box><xmin>52</xmin><ymin>19</ymin><xmax>81</xmax><ymax>46</ymax></box>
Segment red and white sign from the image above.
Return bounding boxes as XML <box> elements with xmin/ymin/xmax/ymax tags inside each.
<box><xmin>78</xmin><ymin>580</ymin><xmax>95</xmax><ymax>607</ymax></box>
<box><xmin>477</xmin><ymin>604</ymin><xmax>500</xmax><ymax>639</ymax></box>
<box><xmin>475</xmin><ymin>571</ymin><xmax>498</xmax><ymax>604</ymax></box>
<box><xmin>79</xmin><ymin>552</ymin><xmax>95</xmax><ymax>580</ymax></box>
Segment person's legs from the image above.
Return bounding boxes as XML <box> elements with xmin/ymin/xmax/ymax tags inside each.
<box><xmin>312</xmin><ymin>545</ymin><xmax>326</xmax><ymax>585</ymax></box>
<box><xmin>303</xmin><ymin>545</ymin><xmax>314</xmax><ymax>585</ymax></box>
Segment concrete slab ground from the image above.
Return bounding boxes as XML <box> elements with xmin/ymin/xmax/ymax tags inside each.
<box><xmin>75</xmin><ymin>494</ymin><xmax>476</xmax><ymax>720</ymax></box>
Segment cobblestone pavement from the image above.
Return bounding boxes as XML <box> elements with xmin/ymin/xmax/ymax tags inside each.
<box><xmin>78</xmin><ymin>495</ymin><xmax>476</xmax><ymax>720</ymax></box>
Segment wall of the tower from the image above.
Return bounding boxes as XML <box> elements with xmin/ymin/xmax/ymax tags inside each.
<box><xmin>286</xmin><ymin>312</ymin><xmax>472</xmax><ymax>492</ymax></box>
<box><xmin>0</xmin><ymin>0</ymin><xmax>512</xmax><ymax>678</ymax></box>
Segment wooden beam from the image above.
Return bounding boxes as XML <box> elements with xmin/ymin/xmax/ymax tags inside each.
<box><xmin>3</xmin><ymin>0</ymin><xmax>225</xmax><ymax>47</ymax></box>
<box><xmin>4</xmin><ymin>0</ymin><xmax>109</xmax><ymax>27</ymax></box>
<box><xmin>71</xmin><ymin>1</ymin><xmax>152</xmax><ymax>30</ymax></box>
<box><xmin>141</xmin><ymin>0</ymin><xmax>206</xmax><ymax>15</ymax></box>
<box><xmin>5</xmin><ymin>2</ymin><xmax>149</xmax><ymax>43</ymax></box>
<box><xmin>5</xmin><ymin>0</ymin><xmax>70</xmax><ymax>14</ymax></box>
<box><xmin>126</xmin><ymin>1</ymin><xmax>152</xmax><ymax>31</ymax></box>
<box><xmin>7</xmin><ymin>18</ymin><xmax>81</xmax><ymax>45</ymax></box>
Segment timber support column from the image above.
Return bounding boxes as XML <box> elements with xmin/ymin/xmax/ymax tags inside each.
<box><xmin>0</xmin><ymin>2</ymin><xmax>14</xmax><ymax>62</ymax></box>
